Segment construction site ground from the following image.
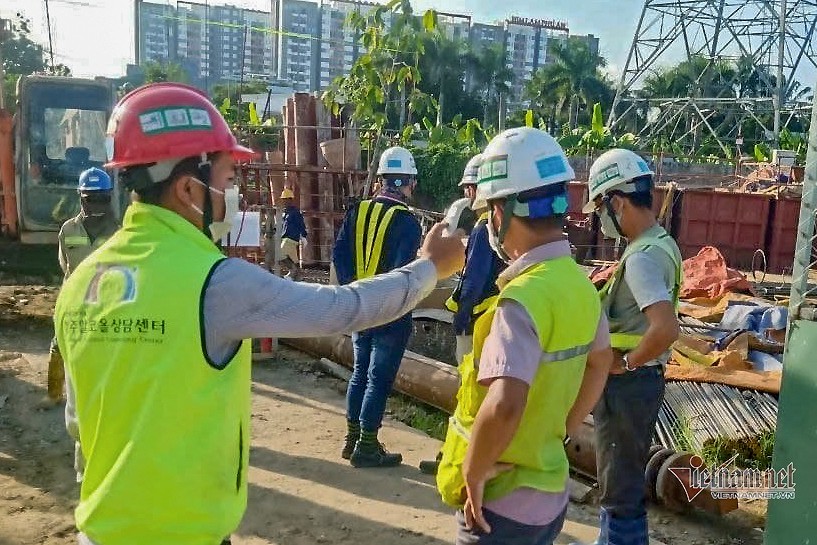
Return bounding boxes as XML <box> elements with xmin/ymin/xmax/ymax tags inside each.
<box><xmin>0</xmin><ymin>283</ymin><xmax>766</xmax><ymax>545</ymax></box>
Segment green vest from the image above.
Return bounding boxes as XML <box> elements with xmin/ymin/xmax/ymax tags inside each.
<box><xmin>599</xmin><ymin>229</ymin><xmax>682</xmax><ymax>350</ymax></box>
<box><xmin>58</xmin><ymin>215</ymin><xmax>117</xmax><ymax>279</ymax></box>
<box><xmin>354</xmin><ymin>199</ymin><xmax>409</xmax><ymax>279</ymax></box>
<box><xmin>55</xmin><ymin>202</ymin><xmax>251</xmax><ymax>545</ymax></box>
<box><xmin>436</xmin><ymin>256</ymin><xmax>601</xmax><ymax>507</ymax></box>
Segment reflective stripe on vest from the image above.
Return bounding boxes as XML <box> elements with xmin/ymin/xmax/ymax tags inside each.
<box><xmin>599</xmin><ymin>231</ymin><xmax>682</xmax><ymax>351</ymax></box>
<box><xmin>354</xmin><ymin>200</ymin><xmax>408</xmax><ymax>280</ymax></box>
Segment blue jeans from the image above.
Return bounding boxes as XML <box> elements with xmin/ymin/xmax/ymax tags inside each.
<box><xmin>455</xmin><ymin>506</ymin><xmax>566</xmax><ymax>545</ymax></box>
<box><xmin>346</xmin><ymin>326</ymin><xmax>412</xmax><ymax>430</ymax></box>
<box><xmin>594</xmin><ymin>365</ymin><xmax>666</xmax><ymax>519</ymax></box>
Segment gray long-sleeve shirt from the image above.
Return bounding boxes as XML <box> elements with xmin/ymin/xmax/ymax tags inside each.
<box><xmin>68</xmin><ymin>256</ymin><xmax>437</xmax><ymax>544</ymax></box>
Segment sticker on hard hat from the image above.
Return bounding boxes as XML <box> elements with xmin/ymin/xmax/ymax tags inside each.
<box><xmin>387</xmin><ymin>159</ymin><xmax>402</xmax><ymax>168</ymax></box>
<box><xmin>637</xmin><ymin>160</ymin><xmax>650</xmax><ymax>172</ymax></box>
<box><xmin>478</xmin><ymin>155</ymin><xmax>508</xmax><ymax>183</ymax></box>
<box><xmin>592</xmin><ymin>164</ymin><xmax>620</xmax><ymax>189</ymax></box>
<box><xmin>535</xmin><ymin>156</ymin><xmax>568</xmax><ymax>179</ymax></box>
<box><xmin>105</xmin><ymin>136</ymin><xmax>115</xmax><ymax>162</ymax></box>
<box><xmin>139</xmin><ymin>108</ymin><xmax>213</xmax><ymax>134</ymax></box>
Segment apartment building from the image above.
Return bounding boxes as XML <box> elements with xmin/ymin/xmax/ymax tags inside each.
<box><xmin>135</xmin><ymin>0</ymin><xmax>274</xmax><ymax>88</ymax></box>
<box><xmin>503</xmin><ymin>17</ymin><xmax>569</xmax><ymax>108</ymax></box>
<box><xmin>276</xmin><ymin>0</ymin><xmax>321</xmax><ymax>91</ymax></box>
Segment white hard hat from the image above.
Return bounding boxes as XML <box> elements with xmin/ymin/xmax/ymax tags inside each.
<box><xmin>377</xmin><ymin>146</ymin><xmax>417</xmax><ymax>176</ymax></box>
<box><xmin>458</xmin><ymin>153</ymin><xmax>482</xmax><ymax>186</ymax></box>
<box><xmin>472</xmin><ymin>127</ymin><xmax>574</xmax><ymax>211</ymax></box>
<box><xmin>582</xmin><ymin>148</ymin><xmax>654</xmax><ymax>213</ymax></box>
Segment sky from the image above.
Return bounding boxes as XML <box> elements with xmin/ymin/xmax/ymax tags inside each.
<box><xmin>1</xmin><ymin>0</ymin><xmax>643</xmax><ymax>79</ymax></box>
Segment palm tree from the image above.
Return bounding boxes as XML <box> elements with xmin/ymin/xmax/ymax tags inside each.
<box><xmin>526</xmin><ymin>39</ymin><xmax>609</xmax><ymax>129</ymax></box>
<box><xmin>470</xmin><ymin>44</ymin><xmax>513</xmax><ymax>127</ymax></box>
<box><xmin>420</xmin><ymin>33</ymin><xmax>468</xmax><ymax>125</ymax></box>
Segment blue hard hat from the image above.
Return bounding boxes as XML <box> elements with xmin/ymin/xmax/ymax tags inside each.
<box><xmin>78</xmin><ymin>167</ymin><xmax>113</xmax><ymax>193</ymax></box>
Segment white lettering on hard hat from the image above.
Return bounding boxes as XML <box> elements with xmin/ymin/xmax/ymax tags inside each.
<box><xmin>188</xmin><ymin>108</ymin><xmax>212</xmax><ymax>127</ymax></box>
<box><xmin>535</xmin><ymin>156</ymin><xmax>568</xmax><ymax>179</ymax></box>
<box><xmin>139</xmin><ymin>111</ymin><xmax>165</xmax><ymax>134</ymax></box>
<box><xmin>593</xmin><ymin>164</ymin><xmax>620</xmax><ymax>189</ymax></box>
<box><xmin>478</xmin><ymin>155</ymin><xmax>508</xmax><ymax>183</ymax></box>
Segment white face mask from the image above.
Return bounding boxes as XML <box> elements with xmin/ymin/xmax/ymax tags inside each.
<box><xmin>598</xmin><ymin>201</ymin><xmax>622</xmax><ymax>239</ymax></box>
<box><xmin>487</xmin><ymin>208</ymin><xmax>511</xmax><ymax>264</ymax></box>
<box><xmin>190</xmin><ymin>178</ymin><xmax>240</xmax><ymax>242</ymax></box>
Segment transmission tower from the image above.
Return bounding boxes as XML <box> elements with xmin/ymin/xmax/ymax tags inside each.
<box><xmin>608</xmin><ymin>1</ymin><xmax>817</xmax><ymax>155</ymax></box>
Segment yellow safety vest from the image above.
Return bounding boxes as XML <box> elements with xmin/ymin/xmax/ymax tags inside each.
<box><xmin>599</xmin><ymin>230</ymin><xmax>682</xmax><ymax>350</ymax></box>
<box><xmin>445</xmin><ymin>213</ymin><xmax>499</xmax><ymax>318</ymax></box>
<box><xmin>58</xmin><ymin>215</ymin><xmax>118</xmax><ymax>279</ymax></box>
<box><xmin>55</xmin><ymin>202</ymin><xmax>251</xmax><ymax>545</ymax></box>
<box><xmin>437</xmin><ymin>256</ymin><xmax>601</xmax><ymax>507</ymax></box>
<box><xmin>354</xmin><ymin>199</ymin><xmax>409</xmax><ymax>280</ymax></box>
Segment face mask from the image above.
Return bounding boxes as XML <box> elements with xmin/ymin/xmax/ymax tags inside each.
<box><xmin>487</xmin><ymin>208</ymin><xmax>511</xmax><ymax>264</ymax></box>
<box><xmin>190</xmin><ymin>178</ymin><xmax>240</xmax><ymax>242</ymax></box>
<box><xmin>598</xmin><ymin>201</ymin><xmax>622</xmax><ymax>239</ymax></box>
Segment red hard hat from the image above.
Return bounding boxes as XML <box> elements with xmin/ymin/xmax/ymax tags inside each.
<box><xmin>104</xmin><ymin>82</ymin><xmax>257</xmax><ymax>169</ymax></box>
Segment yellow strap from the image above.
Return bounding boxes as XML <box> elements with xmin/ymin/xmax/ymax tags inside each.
<box><xmin>610</xmin><ymin>332</ymin><xmax>643</xmax><ymax>351</ymax></box>
<box><xmin>478</xmin><ymin>212</ymin><xmax>489</xmax><ymax>223</ymax></box>
<box><xmin>354</xmin><ymin>201</ymin><xmax>408</xmax><ymax>279</ymax></box>
<box><xmin>445</xmin><ymin>296</ymin><xmax>459</xmax><ymax>312</ymax></box>
<box><xmin>354</xmin><ymin>201</ymin><xmax>372</xmax><ymax>280</ymax></box>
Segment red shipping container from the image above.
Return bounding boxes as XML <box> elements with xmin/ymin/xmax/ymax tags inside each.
<box><xmin>567</xmin><ymin>181</ymin><xmax>589</xmax><ymax>223</ymax></box>
<box><xmin>766</xmin><ymin>197</ymin><xmax>800</xmax><ymax>274</ymax></box>
<box><xmin>676</xmin><ymin>189</ymin><xmax>772</xmax><ymax>271</ymax></box>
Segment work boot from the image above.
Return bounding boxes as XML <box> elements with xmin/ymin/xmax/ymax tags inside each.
<box><xmin>350</xmin><ymin>429</ymin><xmax>402</xmax><ymax>467</ymax></box>
<box><xmin>419</xmin><ymin>451</ymin><xmax>443</xmax><ymax>475</ymax></box>
<box><xmin>342</xmin><ymin>421</ymin><xmax>360</xmax><ymax>460</ymax></box>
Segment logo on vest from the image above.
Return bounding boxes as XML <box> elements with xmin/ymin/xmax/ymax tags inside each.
<box><xmin>84</xmin><ymin>264</ymin><xmax>138</xmax><ymax>305</ymax></box>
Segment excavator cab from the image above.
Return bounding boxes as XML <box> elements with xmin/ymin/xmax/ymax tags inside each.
<box><xmin>13</xmin><ymin>76</ymin><xmax>120</xmax><ymax>243</ymax></box>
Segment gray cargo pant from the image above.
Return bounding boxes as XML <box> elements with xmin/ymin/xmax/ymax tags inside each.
<box><xmin>594</xmin><ymin>365</ymin><xmax>665</xmax><ymax>519</ymax></box>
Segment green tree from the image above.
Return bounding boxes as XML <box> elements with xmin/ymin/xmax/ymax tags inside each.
<box><xmin>525</xmin><ymin>39</ymin><xmax>610</xmax><ymax>129</ymax></box>
<box><xmin>1</xmin><ymin>15</ymin><xmax>46</xmax><ymax>76</ymax></box>
<box><xmin>142</xmin><ymin>60</ymin><xmax>189</xmax><ymax>84</ymax></box>
<box><xmin>469</xmin><ymin>44</ymin><xmax>513</xmax><ymax>127</ymax></box>
<box><xmin>419</xmin><ymin>32</ymin><xmax>468</xmax><ymax>125</ymax></box>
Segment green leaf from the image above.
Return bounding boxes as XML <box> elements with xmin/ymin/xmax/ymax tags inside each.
<box><xmin>219</xmin><ymin>97</ymin><xmax>231</xmax><ymax>116</ymax></box>
<box><xmin>422</xmin><ymin>10</ymin><xmax>437</xmax><ymax>32</ymax></box>
<box><xmin>591</xmin><ymin>103</ymin><xmax>604</xmax><ymax>135</ymax></box>
<box><xmin>248</xmin><ymin>102</ymin><xmax>260</xmax><ymax>125</ymax></box>
<box><xmin>525</xmin><ymin>109</ymin><xmax>534</xmax><ymax>128</ymax></box>
<box><xmin>753</xmin><ymin>143</ymin><xmax>769</xmax><ymax>163</ymax></box>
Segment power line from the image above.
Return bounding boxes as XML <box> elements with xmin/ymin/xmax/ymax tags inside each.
<box><xmin>43</xmin><ymin>0</ymin><xmax>56</xmax><ymax>69</ymax></box>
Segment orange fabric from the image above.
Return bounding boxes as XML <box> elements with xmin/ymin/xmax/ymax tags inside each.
<box><xmin>680</xmin><ymin>246</ymin><xmax>752</xmax><ymax>299</ymax></box>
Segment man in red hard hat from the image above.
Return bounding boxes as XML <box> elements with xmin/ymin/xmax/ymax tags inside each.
<box><xmin>54</xmin><ymin>83</ymin><xmax>465</xmax><ymax>545</ymax></box>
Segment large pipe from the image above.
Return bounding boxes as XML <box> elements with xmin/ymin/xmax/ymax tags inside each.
<box><xmin>282</xmin><ymin>333</ymin><xmax>737</xmax><ymax>516</ymax></box>
<box><xmin>282</xmin><ymin>335</ymin><xmax>458</xmax><ymax>413</ymax></box>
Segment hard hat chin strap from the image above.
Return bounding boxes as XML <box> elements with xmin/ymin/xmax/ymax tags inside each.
<box><xmin>196</xmin><ymin>154</ymin><xmax>215</xmax><ymax>242</ymax></box>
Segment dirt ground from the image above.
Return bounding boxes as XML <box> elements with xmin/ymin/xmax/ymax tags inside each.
<box><xmin>0</xmin><ymin>284</ymin><xmax>765</xmax><ymax>545</ymax></box>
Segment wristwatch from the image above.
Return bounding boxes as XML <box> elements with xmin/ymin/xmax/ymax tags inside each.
<box><xmin>622</xmin><ymin>354</ymin><xmax>637</xmax><ymax>372</ymax></box>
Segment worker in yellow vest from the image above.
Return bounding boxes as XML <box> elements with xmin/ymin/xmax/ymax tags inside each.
<box><xmin>332</xmin><ymin>146</ymin><xmax>424</xmax><ymax>468</ymax></box>
<box><xmin>47</xmin><ymin>167</ymin><xmax>119</xmax><ymax>402</ymax></box>
<box><xmin>54</xmin><ymin>83</ymin><xmax>465</xmax><ymax>545</ymax></box>
<box><xmin>436</xmin><ymin>127</ymin><xmax>613</xmax><ymax>544</ymax></box>
<box><xmin>420</xmin><ymin>154</ymin><xmax>504</xmax><ymax>476</ymax></box>
<box><xmin>579</xmin><ymin>149</ymin><xmax>682</xmax><ymax>545</ymax></box>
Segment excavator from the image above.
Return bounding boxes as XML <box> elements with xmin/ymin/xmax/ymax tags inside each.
<box><xmin>0</xmin><ymin>75</ymin><xmax>120</xmax><ymax>274</ymax></box>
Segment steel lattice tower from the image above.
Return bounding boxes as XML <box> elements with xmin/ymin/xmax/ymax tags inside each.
<box><xmin>608</xmin><ymin>0</ymin><xmax>817</xmax><ymax>154</ymax></box>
